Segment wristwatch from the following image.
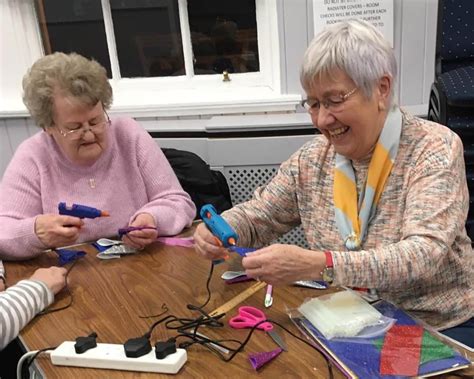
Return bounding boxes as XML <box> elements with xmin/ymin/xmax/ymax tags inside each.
<box><xmin>321</xmin><ymin>251</ymin><xmax>334</xmax><ymax>285</ymax></box>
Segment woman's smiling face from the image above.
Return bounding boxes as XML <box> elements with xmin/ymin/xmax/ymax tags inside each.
<box><xmin>305</xmin><ymin>69</ymin><xmax>390</xmax><ymax>160</ymax></box>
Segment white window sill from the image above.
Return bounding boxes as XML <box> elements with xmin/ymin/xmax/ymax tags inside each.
<box><xmin>206</xmin><ymin>112</ymin><xmax>313</xmax><ymax>132</ymax></box>
<box><xmin>0</xmin><ymin>87</ymin><xmax>302</xmax><ymax>119</ymax></box>
<box><xmin>141</xmin><ymin>112</ymin><xmax>313</xmax><ymax>133</ymax></box>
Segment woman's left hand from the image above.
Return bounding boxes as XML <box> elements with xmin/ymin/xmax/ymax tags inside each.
<box><xmin>242</xmin><ymin>244</ymin><xmax>326</xmax><ymax>285</ymax></box>
<box><xmin>122</xmin><ymin>213</ymin><xmax>158</xmax><ymax>250</ymax></box>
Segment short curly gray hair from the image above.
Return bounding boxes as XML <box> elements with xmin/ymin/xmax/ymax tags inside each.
<box><xmin>300</xmin><ymin>19</ymin><xmax>397</xmax><ymax>107</ymax></box>
<box><xmin>22</xmin><ymin>52</ymin><xmax>113</xmax><ymax>129</ymax></box>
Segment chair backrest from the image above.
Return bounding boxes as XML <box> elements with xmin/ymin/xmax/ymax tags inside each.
<box><xmin>162</xmin><ymin>148</ymin><xmax>232</xmax><ymax>219</ymax></box>
<box><xmin>435</xmin><ymin>0</ymin><xmax>474</xmax><ymax>75</ymax></box>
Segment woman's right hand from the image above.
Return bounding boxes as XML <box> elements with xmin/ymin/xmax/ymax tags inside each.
<box><xmin>30</xmin><ymin>266</ymin><xmax>67</xmax><ymax>295</ymax></box>
<box><xmin>193</xmin><ymin>222</ymin><xmax>229</xmax><ymax>261</ymax></box>
<box><xmin>35</xmin><ymin>214</ymin><xmax>84</xmax><ymax>248</ymax></box>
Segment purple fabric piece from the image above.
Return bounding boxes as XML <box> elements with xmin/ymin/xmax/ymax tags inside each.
<box><xmin>56</xmin><ymin>249</ymin><xmax>86</xmax><ymax>266</ymax></box>
<box><xmin>118</xmin><ymin>225</ymin><xmax>157</xmax><ymax>237</ymax></box>
<box><xmin>225</xmin><ymin>275</ymin><xmax>254</xmax><ymax>284</ymax></box>
<box><xmin>248</xmin><ymin>347</ymin><xmax>283</xmax><ymax>370</ymax></box>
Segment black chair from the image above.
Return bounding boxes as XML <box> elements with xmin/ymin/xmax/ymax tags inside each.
<box><xmin>161</xmin><ymin>148</ymin><xmax>232</xmax><ymax>219</ymax></box>
<box><xmin>428</xmin><ymin>0</ymin><xmax>474</xmax><ymax>242</ymax></box>
<box><xmin>427</xmin><ymin>0</ymin><xmax>474</xmax><ymax>130</ymax></box>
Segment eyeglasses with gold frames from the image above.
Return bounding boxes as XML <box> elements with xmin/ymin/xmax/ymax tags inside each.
<box><xmin>55</xmin><ymin>112</ymin><xmax>111</xmax><ymax>141</ymax></box>
<box><xmin>302</xmin><ymin>87</ymin><xmax>357</xmax><ymax>114</ymax></box>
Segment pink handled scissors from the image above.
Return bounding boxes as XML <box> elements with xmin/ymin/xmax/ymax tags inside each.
<box><xmin>229</xmin><ymin>306</ymin><xmax>273</xmax><ymax>331</ymax></box>
<box><xmin>229</xmin><ymin>306</ymin><xmax>287</xmax><ymax>351</ymax></box>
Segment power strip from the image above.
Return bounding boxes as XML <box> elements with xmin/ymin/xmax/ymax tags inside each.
<box><xmin>50</xmin><ymin>341</ymin><xmax>187</xmax><ymax>374</ymax></box>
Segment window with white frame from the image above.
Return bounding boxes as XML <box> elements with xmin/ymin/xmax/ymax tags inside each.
<box><xmin>0</xmin><ymin>0</ymin><xmax>303</xmax><ymax>118</ymax></box>
<box><xmin>25</xmin><ymin>0</ymin><xmax>300</xmax><ymax>117</ymax></box>
<box><xmin>35</xmin><ymin>0</ymin><xmax>259</xmax><ymax>79</ymax></box>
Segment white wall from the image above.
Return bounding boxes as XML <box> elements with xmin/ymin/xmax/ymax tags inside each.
<box><xmin>395</xmin><ymin>0</ymin><xmax>437</xmax><ymax>115</ymax></box>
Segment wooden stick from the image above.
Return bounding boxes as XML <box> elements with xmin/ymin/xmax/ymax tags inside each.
<box><xmin>209</xmin><ymin>281</ymin><xmax>266</xmax><ymax>317</ymax></box>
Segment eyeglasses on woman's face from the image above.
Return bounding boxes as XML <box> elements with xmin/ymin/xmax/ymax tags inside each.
<box><xmin>55</xmin><ymin>112</ymin><xmax>111</xmax><ymax>141</ymax></box>
<box><xmin>302</xmin><ymin>87</ymin><xmax>358</xmax><ymax>115</ymax></box>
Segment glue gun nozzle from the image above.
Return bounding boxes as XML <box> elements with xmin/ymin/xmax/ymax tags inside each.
<box><xmin>228</xmin><ymin>238</ymin><xmax>236</xmax><ymax>246</ymax></box>
<box><xmin>101</xmin><ymin>211</ymin><xmax>110</xmax><ymax>217</ymax></box>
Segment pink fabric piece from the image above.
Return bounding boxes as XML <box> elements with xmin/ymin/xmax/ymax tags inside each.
<box><xmin>156</xmin><ymin>236</ymin><xmax>194</xmax><ymax>248</ymax></box>
<box><xmin>0</xmin><ymin>117</ymin><xmax>196</xmax><ymax>259</ymax></box>
<box><xmin>248</xmin><ymin>348</ymin><xmax>283</xmax><ymax>370</ymax></box>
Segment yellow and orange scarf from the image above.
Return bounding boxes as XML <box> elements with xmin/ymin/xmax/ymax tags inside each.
<box><xmin>334</xmin><ymin>108</ymin><xmax>402</xmax><ymax>250</ymax></box>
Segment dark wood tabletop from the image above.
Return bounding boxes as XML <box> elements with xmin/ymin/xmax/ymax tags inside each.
<box><xmin>4</xmin><ymin>241</ymin><xmax>473</xmax><ymax>379</ymax></box>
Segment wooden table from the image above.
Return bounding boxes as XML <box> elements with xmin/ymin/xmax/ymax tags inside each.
<box><xmin>5</xmin><ymin>242</ymin><xmax>339</xmax><ymax>378</ymax></box>
<box><xmin>5</xmin><ymin>242</ymin><xmax>473</xmax><ymax>378</ymax></box>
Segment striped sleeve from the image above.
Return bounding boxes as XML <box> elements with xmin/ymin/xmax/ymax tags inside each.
<box><xmin>0</xmin><ymin>280</ymin><xmax>54</xmax><ymax>350</ymax></box>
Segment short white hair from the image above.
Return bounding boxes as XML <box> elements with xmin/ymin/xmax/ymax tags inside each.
<box><xmin>300</xmin><ymin>19</ymin><xmax>397</xmax><ymax>107</ymax></box>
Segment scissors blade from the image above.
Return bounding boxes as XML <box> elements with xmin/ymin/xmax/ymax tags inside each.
<box><xmin>193</xmin><ymin>331</ymin><xmax>230</xmax><ymax>355</ymax></box>
<box><xmin>267</xmin><ymin>330</ymin><xmax>287</xmax><ymax>352</ymax></box>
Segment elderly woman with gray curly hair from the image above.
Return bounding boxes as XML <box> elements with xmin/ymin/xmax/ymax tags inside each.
<box><xmin>194</xmin><ymin>20</ymin><xmax>474</xmax><ymax>344</ymax></box>
<box><xmin>0</xmin><ymin>52</ymin><xmax>196</xmax><ymax>259</ymax></box>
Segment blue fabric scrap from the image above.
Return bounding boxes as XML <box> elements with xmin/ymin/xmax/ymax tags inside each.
<box><xmin>56</xmin><ymin>249</ymin><xmax>86</xmax><ymax>266</ymax></box>
<box><xmin>229</xmin><ymin>246</ymin><xmax>257</xmax><ymax>257</ymax></box>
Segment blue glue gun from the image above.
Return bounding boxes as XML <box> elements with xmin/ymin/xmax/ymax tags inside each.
<box><xmin>200</xmin><ymin>204</ymin><xmax>238</xmax><ymax>248</ymax></box>
<box><xmin>58</xmin><ymin>202</ymin><xmax>110</xmax><ymax>219</ymax></box>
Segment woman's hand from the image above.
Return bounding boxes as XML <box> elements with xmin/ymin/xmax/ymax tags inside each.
<box><xmin>35</xmin><ymin>214</ymin><xmax>84</xmax><ymax>248</ymax></box>
<box><xmin>193</xmin><ymin>222</ymin><xmax>229</xmax><ymax>261</ymax></box>
<box><xmin>242</xmin><ymin>244</ymin><xmax>326</xmax><ymax>285</ymax></box>
<box><xmin>30</xmin><ymin>266</ymin><xmax>67</xmax><ymax>295</ymax></box>
<box><xmin>122</xmin><ymin>213</ymin><xmax>158</xmax><ymax>250</ymax></box>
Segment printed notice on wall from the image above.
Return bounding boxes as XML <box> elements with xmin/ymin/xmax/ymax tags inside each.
<box><xmin>313</xmin><ymin>0</ymin><xmax>394</xmax><ymax>47</ymax></box>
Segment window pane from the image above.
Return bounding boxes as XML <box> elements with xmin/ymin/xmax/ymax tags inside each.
<box><xmin>35</xmin><ymin>0</ymin><xmax>112</xmax><ymax>77</ymax></box>
<box><xmin>188</xmin><ymin>0</ymin><xmax>259</xmax><ymax>75</ymax></box>
<box><xmin>110</xmin><ymin>0</ymin><xmax>184</xmax><ymax>78</ymax></box>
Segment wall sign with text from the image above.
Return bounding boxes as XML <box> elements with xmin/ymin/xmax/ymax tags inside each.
<box><xmin>313</xmin><ymin>0</ymin><xmax>394</xmax><ymax>47</ymax></box>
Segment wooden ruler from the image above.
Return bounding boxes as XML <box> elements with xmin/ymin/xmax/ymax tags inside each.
<box><xmin>209</xmin><ymin>281</ymin><xmax>266</xmax><ymax>317</ymax></box>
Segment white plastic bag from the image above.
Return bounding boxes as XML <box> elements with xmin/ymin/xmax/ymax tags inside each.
<box><xmin>298</xmin><ymin>290</ymin><xmax>393</xmax><ymax>340</ymax></box>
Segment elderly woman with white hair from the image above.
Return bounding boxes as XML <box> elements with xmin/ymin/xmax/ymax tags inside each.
<box><xmin>194</xmin><ymin>20</ymin><xmax>474</xmax><ymax>342</ymax></box>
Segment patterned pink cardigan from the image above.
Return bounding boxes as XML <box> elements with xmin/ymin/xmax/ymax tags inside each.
<box><xmin>223</xmin><ymin>110</ymin><xmax>474</xmax><ymax>330</ymax></box>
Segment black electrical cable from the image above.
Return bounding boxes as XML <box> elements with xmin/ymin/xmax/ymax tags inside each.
<box><xmin>38</xmin><ymin>260</ymin><xmax>78</xmax><ymax>315</ymax></box>
<box><xmin>175</xmin><ymin>318</ymin><xmax>333</xmax><ymax>379</ymax></box>
<box><xmin>138</xmin><ymin>302</ymin><xmax>169</xmax><ymax>318</ymax></box>
<box><xmin>26</xmin><ymin>251</ymin><xmax>334</xmax><ymax>376</ymax></box>
<box><xmin>134</xmin><ymin>261</ymin><xmax>334</xmax><ymax>378</ymax></box>
<box><xmin>188</xmin><ymin>261</ymin><xmax>215</xmax><ymax>310</ymax></box>
<box><xmin>22</xmin><ymin>346</ymin><xmax>57</xmax><ymax>379</ymax></box>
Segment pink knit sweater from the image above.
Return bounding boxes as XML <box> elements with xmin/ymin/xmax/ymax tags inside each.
<box><xmin>0</xmin><ymin>117</ymin><xmax>196</xmax><ymax>259</ymax></box>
